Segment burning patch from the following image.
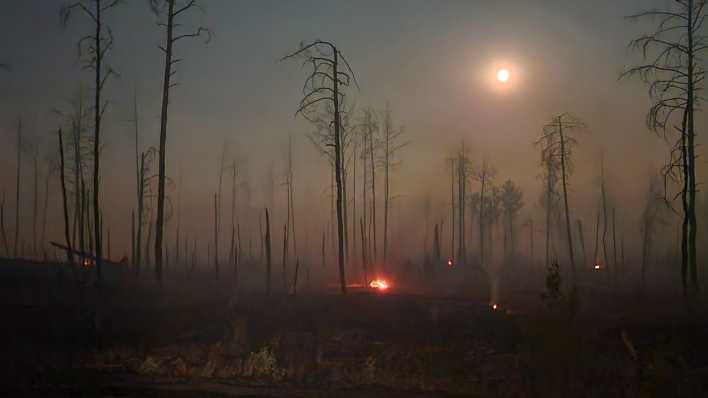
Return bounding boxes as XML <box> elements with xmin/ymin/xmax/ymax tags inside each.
<box><xmin>369</xmin><ymin>279</ymin><xmax>390</xmax><ymax>291</ymax></box>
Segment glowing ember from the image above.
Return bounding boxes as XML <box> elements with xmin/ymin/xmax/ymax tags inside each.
<box><xmin>491</xmin><ymin>303</ymin><xmax>499</xmax><ymax>311</ymax></box>
<box><xmin>447</xmin><ymin>258</ymin><xmax>454</xmax><ymax>267</ymax></box>
<box><xmin>369</xmin><ymin>279</ymin><xmax>390</xmax><ymax>291</ymax></box>
<box><xmin>593</xmin><ymin>263</ymin><xmax>602</xmax><ymax>270</ymax></box>
<box><xmin>81</xmin><ymin>258</ymin><xmax>93</xmax><ymax>268</ymax></box>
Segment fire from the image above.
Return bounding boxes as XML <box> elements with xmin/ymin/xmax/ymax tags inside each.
<box><xmin>593</xmin><ymin>262</ymin><xmax>602</xmax><ymax>270</ymax></box>
<box><xmin>81</xmin><ymin>258</ymin><xmax>94</xmax><ymax>268</ymax></box>
<box><xmin>447</xmin><ymin>258</ymin><xmax>454</xmax><ymax>267</ymax></box>
<box><xmin>369</xmin><ymin>279</ymin><xmax>390</xmax><ymax>291</ymax></box>
<box><xmin>491</xmin><ymin>303</ymin><xmax>499</xmax><ymax>311</ymax></box>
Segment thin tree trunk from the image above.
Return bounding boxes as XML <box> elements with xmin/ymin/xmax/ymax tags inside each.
<box><xmin>33</xmin><ymin>153</ymin><xmax>38</xmax><ymax>258</ymax></box>
<box><xmin>612</xmin><ymin>207</ymin><xmax>618</xmax><ymax>271</ymax></box>
<box><xmin>131</xmin><ymin>209</ymin><xmax>135</xmax><ymax>266</ymax></box>
<box><xmin>41</xmin><ymin>163</ymin><xmax>51</xmax><ymax>257</ymax></box>
<box><xmin>545</xmin><ymin>162</ymin><xmax>552</xmax><ymax>267</ymax></box>
<box><xmin>14</xmin><ymin>119</ymin><xmax>22</xmax><ymax>258</ymax></box>
<box><xmin>558</xmin><ymin>120</ymin><xmax>576</xmax><ymax>275</ymax></box>
<box><xmin>265</xmin><ymin>208</ymin><xmax>272</xmax><ymax>296</ymax></box>
<box><xmin>1</xmin><ymin>194</ymin><xmax>8</xmax><ymax>256</ymax></box>
<box><xmin>593</xmin><ymin>210</ymin><xmax>600</xmax><ymax>266</ymax></box>
<box><xmin>360</xmin><ymin>217</ymin><xmax>368</xmax><ymax>285</ymax></box>
<box><xmin>686</xmin><ymin>1</ymin><xmax>698</xmax><ymax>294</ymax></box>
<box><xmin>282</xmin><ymin>223</ymin><xmax>288</xmax><ymax>291</ymax></box>
<box><xmin>58</xmin><ymin>129</ymin><xmax>73</xmax><ymax>264</ymax></box>
<box><xmin>577</xmin><ymin>219</ymin><xmax>586</xmax><ymax>268</ymax></box>
<box><xmin>383</xmin><ymin>120</ymin><xmax>390</xmax><ymax>265</ymax></box>
<box><xmin>214</xmin><ymin>193</ymin><xmax>219</xmax><ymax>277</ymax></box>
<box><xmin>92</xmin><ymin>1</ymin><xmax>104</xmax><ymax>287</ymax></box>
<box><xmin>136</xmin><ymin>153</ymin><xmax>145</xmax><ymax>276</ymax></box>
<box><xmin>333</xmin><ymin>48</ymin><xmax>346</xmax><ymax>294</ymax></box>
<box><xmin>479</xmin><ymin>169</ymin><xmax>486</xmax><ymax>268</ymax></box>
<box><xmin>368</xmin><ymin>116</ymin><xmax>377</xmax><ymax>265</ymax></box>
<box><xmin>155</xmin><ymin>0</ymin><xmax>176</xmax><ymax>284</ymax></box>
<box><xmin>292</xmin><ymin>257</ymin><xmax>300</xmax><ymax>296</ymax></box>
<box><xmin>601</xmin><ymin>157</ymin><xmax>609</xmax><ymax>272</ymax></box>
<box><xmin>352</xmin><ymin>140</ymin><xmax>357</xmax><ymax>269</ymax></box>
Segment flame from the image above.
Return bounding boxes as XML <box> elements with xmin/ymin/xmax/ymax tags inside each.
<box><xmin>369</xmin><ymin>279</ymin><xmax>390</xmax><ymax>291</ymax></box>
<box><xmin>447</xmin><ymin>258</ymin><xmax>454</xmax><ymax>267</ymax></box>
<box><xmin>491</xmin><ymin>303</ymin><xmax>499</xmax><ymax>311</ymax></box>
<box><xmin>82</xmin><ymin>258</ymin><xmax>94</xmax><ymax>268</ymax></box>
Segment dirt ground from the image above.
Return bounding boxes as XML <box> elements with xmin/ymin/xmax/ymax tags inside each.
<box><xmin>2</xmin><ymin>257</ymin><xmax>708</xmax><ymax>397</ymax></box>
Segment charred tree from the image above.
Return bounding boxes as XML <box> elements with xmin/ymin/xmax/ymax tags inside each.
<box><xmin>622</xmin><ymin>0</ymin><xmax>706</xmax><ymax>296</ymax></box>
<box><xmin>265</xmin><ymin>208</ymin><xmax>272</xmax><ymax>296</ymax></box>
<box><xmin>150</xmin><ymin>0</ymin><xmax>210</xmax><ymax>284</ymax></box>
<box><xmin>537</xmin><ymin>114</ymin><xmax>584</xmax><ymax>276</ymax></box>
<box><xmin>61</xmin><ymin>0</ymin><xmax>123</xmax><ymax>285</ymax></box>
<box><xmin>58</xmin><ymin>129</ymin><xmax>74</xmax><ymax>264</ymax></box>
<box><xmin>0</xmin><ymin>193</ymin><xmax>8</xmax><ymax>256</ymax></box>
<box><xmin>282</xmin><ymin>40</ymin><xmax>359</xmax><ymax>294</ymax></box>
<box><xmin>14</xmin><ymin>119</ymin><xmax>22</xmax><ymax>258</ymax></box>
<box><xmin>379</xmin><ymin>104</ymin><xmax>407</xmax><ymax>265</ymax></box>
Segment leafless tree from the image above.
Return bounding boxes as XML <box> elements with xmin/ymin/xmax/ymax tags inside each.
<box><xmin>378</xmin><ymin>104</ymin><xmax>408</xmax><ymax>265</ymax></box>
<box><xmin>150</xmin><ymin>0</ymin><xmax>211</xmax><ymax>283</ymax></box>
<box><xmin>14</xmin><ymin>119</ymin><xmax>22</xmax><ymax>258</ymax></box>
<box><xmin>537</xmin><ymin>113</ymin><xmax>584</xmax><ymax>276</ymax></box>
<box><xmin>58</xmin><ymin>129</ymin><xmax>73</xmax><ymax>264</ymax></box>
<box><xmin>475</xmin><ymin>160</ymin><xmax>495</xmax><ymax>268</ymax></box>
<box><xmin>282</xmin><ymin>40</ymin><xmax>358</xmax><ymax>294</ymax></box>
<box><xmin>0</xmin><ymin>193</ymin><xmax>8</xmax><ymax>255</ymax></box>
<box><xmin>622</xmin><ymin>0</ymin><xmax>706</xmax><ymax>296</ymax></box>
<box><xmin>61</xmin><ymin>0</ymin><xmax>123</xmax><ymax>283</ymax></box>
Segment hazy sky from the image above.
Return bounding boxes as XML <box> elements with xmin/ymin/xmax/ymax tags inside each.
<box><xmin>0</xmin><ymin>0</ymin><xmax>700</xmax><ymax>259</ymax></box>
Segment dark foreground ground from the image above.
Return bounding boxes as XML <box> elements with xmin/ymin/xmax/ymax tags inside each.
<box><xmin>2</xmin><ymin>257</ymin><xmax>708</xmax><ymax>397</ymax></box>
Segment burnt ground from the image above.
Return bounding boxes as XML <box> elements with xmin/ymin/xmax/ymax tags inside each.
<box><xmin>2</xmin><ymin>257</ymin><xmax>708</xmax><ymax>397</ymax></box>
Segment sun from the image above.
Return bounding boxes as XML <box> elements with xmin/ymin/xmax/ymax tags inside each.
<box><xmin>497</xmin><ymin>68</ymin><xmax>510</xmax><ymax>83</ymax></box>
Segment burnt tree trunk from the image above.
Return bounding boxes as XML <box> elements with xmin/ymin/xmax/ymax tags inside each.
<box><xmin>58</xmin><ymin>129</ymin><xmax>74</xmax><ymax>264</ymax></box>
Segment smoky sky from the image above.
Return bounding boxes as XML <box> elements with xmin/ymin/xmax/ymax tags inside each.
<box><xmin>0</xmin><ymin>0</ymin><xmax>701</xmax><ymax>259</ymax></box>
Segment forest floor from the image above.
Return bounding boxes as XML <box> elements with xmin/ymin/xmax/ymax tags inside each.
<box><xmin>2</xmin><ymin>257</ymin><xmax>708</xmax><ymax>397</ymax></box>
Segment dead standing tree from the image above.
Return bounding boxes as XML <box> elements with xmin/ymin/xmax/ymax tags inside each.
<box><xmin>61</xmin><ymin>0</ymin><xmax>123</xmax><ymax>283</ymax></box>
<box><xmin>14</xmin><ymin>119</ymin><xmax>22</xmax><ymax>258</ymax></box>
<box><xmin>150</xmin><ymin>0</ymin><xmax>210</xmax><ymax>284</ymax></box>
<box><xmin>58</xmin><ymin>129</ymin><xmax>74</xmax><ymax>264</ymax></box>
<box><xmin>282</xmin><ymin>40</ymin><xmax>359</xmax><ymax>295</ymax></box>
<box><xmin>378</xmin><ymin>104</ymin><xmax>408</xmax><ymax>266</ymax></box>
<box><xmin>622</xmin><ymin>0</ymin><xmax>706</xmax><ymax>296</ymax></box>
<box><xmin>475</xmin><ymin>160</ymin><xmax>495</xmax><ymax>268</ymax></box>
<box><xmin>537</xmin><ymin>114</ymin><xmax>584</xmax><ymax>277</ymax></box>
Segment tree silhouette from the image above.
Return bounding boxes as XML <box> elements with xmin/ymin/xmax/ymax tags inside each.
<box><xmin>282</xmin><ymin>40</ymin><xmax>358</xmax><ymax>294</ymax></box>
<box><xmin>537</xmin><ymin>113</ymin><xmax>584</xmax><ymax>276</ymax></box>
<box><xmin>150</xmin><ymin>0</ymin><xmax>210</xmax><ymax>284</ymax></box>
<box><xmin>622</xmin><ymin>0</ymin><xmax>706</xmax><ymax>296</ymax></box>
<box><xmin>61</xmin><ymin>0</ymin><xmax>123</xmax><ymax>283</ymax></box>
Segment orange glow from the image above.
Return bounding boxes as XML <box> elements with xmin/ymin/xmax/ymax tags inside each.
<box><xmin>447</xmin><ymin>258</ymin><xmax>454</xmax><ymax>267</ymax></box>
<box><xmin>369</xmin><ymin>279</ymin><xmax>390</xmax><ymax>291</ymax></box>
<box><xmin>491</xmin><ymin>303</ymin><xmax>498</xmax><ymax>311</ymax></box>
<box><xmin>82</xmin><ymin>258</ymin><xmax>94</xmax><ymax>268</ymax></box>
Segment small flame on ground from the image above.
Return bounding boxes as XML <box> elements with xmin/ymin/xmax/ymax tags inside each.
<box><xmin>447</xmin><ymin>258</ymin><xmax>454</xmax><ymax>267</ymax></box>
<box><xmin>594</xmin><ymin>263</ymin><xmax>601</xmax><ymax>270</ymax></box>
<box><xmin>491</xmin><ymin>303</ymin><xmax>498</xmax><ymax>311</ymax></box>
<box><xmin>369</xmin><ymin>279</ymin><xmax>389</xmax><ymax>291</ymax></box>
